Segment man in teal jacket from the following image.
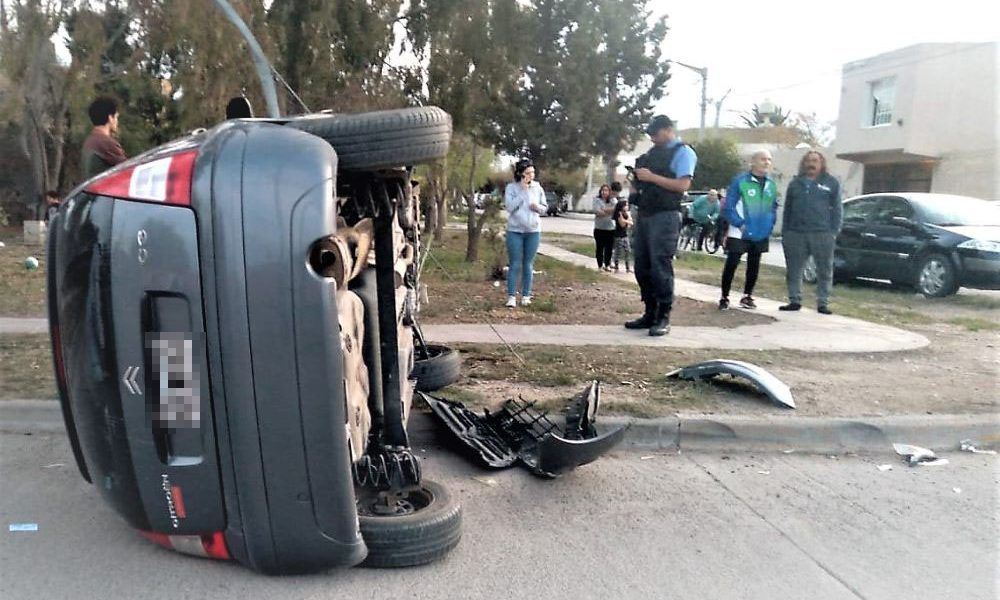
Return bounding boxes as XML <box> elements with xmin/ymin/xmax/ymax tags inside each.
<box><xmin>690</xmin><ymin>189</ymin><xmax>720</xmax><ymax>250</ymax></box>
<box><xmin>719</xmin><ymin>150</ymin><xmax>778</xmax><ymax>310</ymax></box>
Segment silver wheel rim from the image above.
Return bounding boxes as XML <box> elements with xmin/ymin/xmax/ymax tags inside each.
<box><xmin>919</xmin><ymin>259</ymin><xmax>947</xmax><ymax>294</ymax></box>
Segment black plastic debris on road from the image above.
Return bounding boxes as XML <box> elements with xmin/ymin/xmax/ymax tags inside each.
<box><xmin>422</xmin><ymin>381</ymin><xmax>629</xmax><ymax>478</ymax></box>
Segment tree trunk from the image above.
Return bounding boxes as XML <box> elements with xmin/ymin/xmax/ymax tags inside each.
<box><xmin>22</xmin><ymin>108</ymin><xmax>48</xmax><ymax>219</ymax></box>
<box><xmin>465</xmin><ymin>143</ymin><xmax>480</xmax><ymax>262</ymax></box>
<box><xmin>433</xmin><ymin>158</ymin><xmax>448</xmax><ymax>241</ymax></box>
<box><xmin>604</xmin><ymin>156</ymin><xmax>617</xmax><ymax>185</ymax></box>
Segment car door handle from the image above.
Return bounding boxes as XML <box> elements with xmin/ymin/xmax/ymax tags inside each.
<box><xmin>861</xmin><ymin>232</ymin><xmax>877</xmax><ymax>238</ymax></box>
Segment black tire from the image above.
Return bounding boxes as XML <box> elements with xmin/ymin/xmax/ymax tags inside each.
<box><xmin>915</xmin><ymin>253</ymin><xmax>958</xmax><ymax>298</ymax></box>
<box><xmin>704</xmin><ymin>230</ymin><xmax>719</xmax><ymax>254</ymax></box>
<box><xmin>411</xmin><ymin>344</ymin><xmax>461</xmax><ymax>392</ymax></box>
<box><xmin>358</xmin><ymin>480</ymin><xmax>462</xmax><ymax>568</ymax></box>
<box><xmin>285</xmin><ymin>106</ymin><xmax>452</xmax><ymax>171</ymax></box>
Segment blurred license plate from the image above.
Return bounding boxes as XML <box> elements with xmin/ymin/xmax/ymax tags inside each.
<box><xmin>148</xmin><ymin>332</ymin><xmax>201</xmax><ymax>428</ymax></box>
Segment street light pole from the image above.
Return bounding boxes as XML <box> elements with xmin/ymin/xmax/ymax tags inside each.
<box><xmin>211</xmin><ymin>0</ymin><xmax>281</xmax><ymax>118</ymax></box>
<box><xmin>667</xmin><ymin>59</ymin><xmax>708</xmax><ymax>141</ymax></box>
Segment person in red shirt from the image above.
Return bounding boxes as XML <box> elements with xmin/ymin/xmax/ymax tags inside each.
<box><xmin>81</xmin><ymin>97</ymin><xmax>127</xmax><ymax>179</ymax></box>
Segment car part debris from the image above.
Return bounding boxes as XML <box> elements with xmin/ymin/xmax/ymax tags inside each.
<box><xmin>423</xmin><ymin>381</ymin><xmax>628</xmax><ymax>478</ymax></box>
<box><xmin>666</xmin><ymin>359</ymin><xmax>795</xmax><ymax>409</ymax></box>
<box><xmin>893</xmin><ymin>443</ymin><xmax>949</xmax><ymax>466</ymax></box>
<box><xmin>959</xmin><ymin>439</ymin><xmax>997</xmax><ymax>455</ymax></box>
<box><xmin>876</xmin><ymin>464</ymin><xmax>893</xmax><ymax>472</ymax></box>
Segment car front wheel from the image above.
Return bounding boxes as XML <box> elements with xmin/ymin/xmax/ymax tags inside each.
<box><xmin>357</xmin><ymin>480</ymin><xmax>462</xmax><ymax>568</ymax></box>
<box><xmin>915</xmin><ymin>253</ymin><xmax>958</xmax><ymax>298</ymax></box>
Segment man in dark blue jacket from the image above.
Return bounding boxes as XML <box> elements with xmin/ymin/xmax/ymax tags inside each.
<box><xmin>780</xmin><ymin>150</ymin><xmax>842</xmax><ymax>314</ymax></box>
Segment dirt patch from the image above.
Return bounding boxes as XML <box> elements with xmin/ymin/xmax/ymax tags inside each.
<box><xmin>0</xmin><ymin>229</ymin><xmax>48</xmax><ymax>318</ymax></box>
<box><xmin>439</xmin><ymin>323</ymin><xmax>999</xmax><ymax>418</ymax></box>
<box><xmin>0</xmin><ymin>334</ymin><xmax>56</xmax><ymax>400</ymax></box>
<box><xmin>420</xmin><ymin>231</ymin><xmax>771</xmax><ymax>328</ymax></box>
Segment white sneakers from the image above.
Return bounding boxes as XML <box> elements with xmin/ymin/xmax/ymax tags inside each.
<box><xmin>506</xmin><ymin>295</ymin><xmax>532</xmax><ymax>307</ymax></box>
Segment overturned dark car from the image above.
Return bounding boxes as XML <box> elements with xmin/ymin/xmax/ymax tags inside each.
<box><xmin>47</xmin><ymin>106</ymin><xmax>468</xmax><ymax>574</ymax></box>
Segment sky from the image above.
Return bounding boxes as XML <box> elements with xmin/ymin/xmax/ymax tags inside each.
<box><xmin>650</xmin><ymin>0</ymin><xmax>1000</xmax><ymax>131</ymax></box>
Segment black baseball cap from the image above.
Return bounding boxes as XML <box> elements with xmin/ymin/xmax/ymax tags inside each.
<box><xmin>645</xmin><ymin>115</ymin><xmax>675</xmax><ymax>135</ymax></box>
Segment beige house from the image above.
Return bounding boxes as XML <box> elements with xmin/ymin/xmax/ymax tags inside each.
<box><xmin>835</xmin><ymin>42</ymin><xmax>999</xmax><ymax>200</ymax></box>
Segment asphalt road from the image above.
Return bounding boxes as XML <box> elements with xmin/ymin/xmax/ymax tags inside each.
<box><xmin>1</xmin><ymin>430</ymin><xmax>996</xmax><ymax>600</ymax></box>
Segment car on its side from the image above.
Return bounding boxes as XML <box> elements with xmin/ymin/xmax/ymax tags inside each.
<box><xmin>834</xmin><ymin>193</ymin><xmax>1000</xmax><ymax>297</ymax></box>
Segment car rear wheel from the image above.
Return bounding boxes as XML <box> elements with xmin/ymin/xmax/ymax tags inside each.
<box><xmin>357</xmin><ymin>480</ymin><xmax>462</xmax><ymax>568</ymax></box>
<box><xmin>411</xmin><ymin>344</ymin><xmax>461</xmax><ymax>392</ymax></box>
<box><xmin>916</xmin><ymin>253</ymin><xmax>958</xmax><ymax>298</ymax></box>
<box><xmin>285</xmin><ymin>106</ymin><xmax>452</xmax><ymax>171</ymax></box>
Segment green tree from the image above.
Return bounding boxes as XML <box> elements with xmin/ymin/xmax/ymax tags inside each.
<box><xmin>0</xmin><ymin>0</ymin><xmax>70</xmax><ymax>218</ymax></box>
<box><xmin>406</xmin><ymin>0</ymin><xmax>523</xmax><ymax>253</ymax></box>
<box><xmin>490</xmin><ymin>0</ymin><xmax>669</xmax><ymax>175</ymax></box>
<box><xmin>690</xmin><ymin>137</ymin><xmax>742</xmax><ymax>191</ymax></box>
<box><xmin>269</xmin><ymin>0</ymin><xmax>411</xmax><ymax>114</ymax></box>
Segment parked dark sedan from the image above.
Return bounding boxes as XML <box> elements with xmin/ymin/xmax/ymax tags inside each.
<box><xmin>835</xmin><ymin>193</ymin><xmax>1000</xmax><ymax>297</ymax></box>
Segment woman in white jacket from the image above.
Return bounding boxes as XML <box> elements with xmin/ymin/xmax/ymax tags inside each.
<box><xmin>504</xmin><ymin>159</ymin><xmax>548</xmax><ymax>307</ymax></box>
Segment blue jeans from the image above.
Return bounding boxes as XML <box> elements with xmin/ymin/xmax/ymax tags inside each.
<box><xmin>506</xmin><ymin>231</ymin><xmax>541</xmax><ymax>297</ymax></box>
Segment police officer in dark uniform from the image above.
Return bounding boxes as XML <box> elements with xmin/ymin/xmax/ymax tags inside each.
<box><xmin>625</xmin><ymin>115</ymin><xmax>698</xmax><ymax>336</ymax></box>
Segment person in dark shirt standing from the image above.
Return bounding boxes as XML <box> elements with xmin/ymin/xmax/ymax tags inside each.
<box><xmin>626</xmin><ymin>115</ymin><xmax>698</xmax><ymax>336</ymax></box>
<box><xmin>780</xmin><ymin>150</ymin><xmax>842</xmax><ymax>314</ymax></box>
<box><xmin>611</xmin><ymin>195</ymin><xmax>633</xmax><ymax>273</ymax></box>
<box><xmin>81</xmin><ymin>96</ymin><xmax>127</xmax><ymax>179</ymax></box>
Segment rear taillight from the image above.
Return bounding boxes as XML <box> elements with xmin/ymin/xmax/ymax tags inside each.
<box><xmin>139</xmin><ymin>530</ymin><xmax>231</xmax><ymax>560</ymax></box>
<box><xmin>85</xmin><ymin>150</ymin><xmax>197</xmax><ymax>206</ymax></box>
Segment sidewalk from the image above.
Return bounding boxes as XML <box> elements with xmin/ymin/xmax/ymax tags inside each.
<box><xmin>1</xmin><ymin>246</ymin><xmax>930</xmax><ymax>352</ymax></box>
<box><xmin>0</xmin><ymin>317</ymin><xmax>47</xmax><ymax>334</ymax></box>
<box><xmin>422</xmin><ymin>243</ymin><xmax>929</xmax><ymax>353</ymax></box>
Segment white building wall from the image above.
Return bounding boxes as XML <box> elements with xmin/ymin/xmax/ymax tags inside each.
<box><xmin>835</xmin><ymin>42</ymin><xmax>999</xmax><ymax>199</ymax></box>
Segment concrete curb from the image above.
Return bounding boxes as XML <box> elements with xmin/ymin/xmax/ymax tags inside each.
<box><xmin>606</xmin><ymin>413</ymin><xmax>1000</xmax><ymax>454</ymax></box>
<box><xmin>4</xmin><ymin>400</ymin><xmax>997</xmax><ymax>454</ymax></box>
<box><xmin>0</xmin><ymin>400</ymin><xmax>66</xmax><ymax>434</ymax></box>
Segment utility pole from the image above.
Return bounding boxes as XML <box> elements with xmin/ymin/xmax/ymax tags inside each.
<box><xmin>713</xmin><ymin>89</ymin><xmax>733</xmax><ymax>128</ymax></box>
<box><xmin>667</xmin><ymin>59</ymin><xmax>708</xmax><ymax>141</ymax></box>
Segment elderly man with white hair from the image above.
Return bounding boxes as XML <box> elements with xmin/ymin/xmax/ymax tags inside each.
<box><xmin>719</xmin><ymin>150</ymin><xmax>779</xmax><ymax>310</ymax></box>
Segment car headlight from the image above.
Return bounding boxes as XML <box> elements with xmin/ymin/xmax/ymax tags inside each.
<box><xmin>958</xmin><ymin>239</ymin><xmax>1000</xmax><ymax>253</ymax></box>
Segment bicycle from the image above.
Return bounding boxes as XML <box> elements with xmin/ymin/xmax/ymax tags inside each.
<box><xmin>701</xmin><ymin>221</ymin><xmax>720</xmax><ymax>254</ymax></box>
<box><xmin>678</xmin><ymin>221</ymin><xmax>700</xmax><ymax>251</ymax></box>
<box><xmin>679</xmin><ymin>221</ymin><xmax>720</xmax><ymax>254</ymax></box>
